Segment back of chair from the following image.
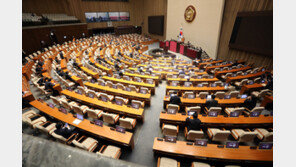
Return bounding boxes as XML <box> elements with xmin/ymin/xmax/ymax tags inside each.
<box><xmin>240</xmin><ymin>131</ymin><xmax>258</xmax><ymax>142</ymax></box>
<box><xmin>183</xmin><ymin>91</ymin><xmax>195</xmax><ymax>98</ymax></box>
<box><xmin>117</xmin><ymin>83</ymin><xmax>126</xmax><ymax>90</ymax></box>
<box><xmin>251</xmin><ymin>107</ymin><xmax>265</xmax><ymax>114</ymax></box>
<box><xmin>187</xmin><ymin>130</ymin><xmax>204</xmax><ymax>141</ymax></box>
<box><xmin>198</xmin><ymin>92</ymin><xmax>208</xmax><ymax>99</ymax></box>
<box><xmin>72</xmin><ymin>105</ymin><xmax>84</xmax><ymax>115</ymax></box>
<box><xmin>167</xmin><ymin>104</ymin><xmax>179</xmax><ymax>112</ymax></box>
<box><xmin>186</xmin><ymin>106</ymin><xmax>201</xmax><ymax>114</ymax></box>
<box><xmin>215</xmin><ymin>91</ymin><xmax>225</xmax><ymax>99</ymax></box>
<box><xmin>208</xmin><ymin>107</ymin><xmax>222</xmax><ymax>114</ymax></box>
<box><xmin>229</xmin><ymin>91</ymin><xmax>239</xmax><ymax>98</ymax></box>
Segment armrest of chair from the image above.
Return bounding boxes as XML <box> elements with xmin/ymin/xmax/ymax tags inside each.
<box><xmin>204</xmin><ymin>107</ymin><xmax>209</xmax><ymax>113</ymax></box>
<box><xmin>157</xmin><ymin>157</ymin><xmax>160</xmax><ymax>167</ymax></box>
<box><xmin>268</xmin><ymin>128</ymin><xmax>273</xmax><ymax>132</ymax></box>
<box><xmin>178</xmin><ymin>162</ymin><xmax>180</xmax><ymax>167</ymax></box>
<box><xmin>177</xmin><ymin>125</ymin><xmax>179</xmax><ymax>133</ymax></box>
<box><xmin>98</xmin><ymin>145</ymin><xmax>107</xmax><ymax>154</ymax></box>
<box><xmin>231</xmin><ymin>130</ymin><xmax>239</xmax><ymax>140</ymax></box>
<box><xmin>162</xmin><ymin>123</ymin><xmax>165</xmax><ymax>131</ymax></box>
<box><xmin>66</xmin><ymin>133</ymin><xmax>78</xmax><ymax>145</ymax></box>
<box><xmin>77</xmin><ymin>135</ymin><xmax>86</xmax><ymax>142</ymax></box>
<box><xmin>40</xmin><ymin>121</ymin><xmax>51</xmax><ymax>126</ymax></box>
<box><xmin>245</xmin><ymin>128</ymin><xmax>251</xmax><ymax>132</ymax></box>
<box><xmin>184</xmin><ymin>127</ymin><xmax>188</xmax><ymax>138</ymax></box>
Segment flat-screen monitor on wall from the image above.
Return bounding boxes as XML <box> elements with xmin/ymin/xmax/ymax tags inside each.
<box><xmin>229</xmin><ymin>11</ymin><xmax>273</xmax><ymax>56</ymax></box>
<box><xmin>148</xmin><ymin>15</ymin><xmax>164</xmax><ymax>36</ymax></box>
<box><xmin>85</xmin><ymin>12</ymin><xmax>130</xmax><ymax>23</ymax></box>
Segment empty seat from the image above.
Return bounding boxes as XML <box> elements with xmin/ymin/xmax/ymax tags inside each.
<box><xmin>167</xmin><ymin>104</ymin><xmax>180</xmax><ymax>113</ymax></box>
<box><xmin>225</xmin><ymin>107</ymin><xmax>244</xmax><ymax>116</ymax></box>
<box><xmin>86</xmin><ymin>108</ymin><xmax>103</xmax><ymax>119</ymax></box>
<box><xmin>102</xmin><ymin>113</ymin><xmax>119</xmax><ymax>124</ymax></box>
<box><xmin>231</xmin><ymin>129</ymin><xmax>258</xmax><ymax>142</ymax></box>
<box><xmin>72</xmin><ymin>136</ymin><xmax>98</xmax><ymax>152</ymax></box>
<box><xmin>183</xmin><ymin>91</ymin><xmax>195</xmax><ymax>99</ymax></box>
<box><xmin>134</xmin><ymin>77</ymin><xmax>142</xmax><ymax>82</ymax></box>
<box><xmin>99</xmin><ymin>93</ymin><xmax>114</xmax><ymax>102</ymax></box>
<box><xmin>221</xmin><ymin>73</ymin><xmax>232</xmax><ymax>79</ymax></box>
<box><xmin>131</xmin><ymin>100</ymin><xmax>144</xmax><ymax>109</ymax></box>
<box><xmin>162</xmin><ymin>124</ymin><xmax>179</xmax><ymax>137</ymax></box>
<box><xmin>251</xmin><ymin>89</ymin><xmax>270</xmax><ymax>98</ymax></box>
<box><xmin>185</xmin><ymin>127</ymin><xmax>204</xmax><ymax>141</ymax></box>
<box><xmin>192</xmin><ymin>162</ymin><xmax>211</xmax><ymax>167</ymax></box>
<box><xmin>22</xmin><ymin>110</ymin><xmax>46</xmax><ymax>128</ymax></box>
<box><xmin>139</xmin><ymin>87</ymin><xmax>149</xmax><ymax>94</ymax></box>
<box><xmin>158</xmin><ymin>157</ymin><xmax>179</xmax><ymax>167</ymax></box>
<box><xmin>205</xmin><ymin>107</ymin><xmax>222</xmax><ymax>115</ymax></box>
<box><xmin>123</xmin><ymin>76</ymin><xmax>130</xmax><ymax>81</ymax></box>
<box><xmin>254</xmin><ymin>77</ymin><xmax>261</xmax><ymax>83</ymax></box>
<box><xmin>115</xmin><ymin>96</ymin><xmax>129</xmax><ymax>105</ymax></box>
<box><xmin>254</xmin><ymin>128</ymin><xmax>273</xmax><ymax>142</ymax></box>
<box><xmin>96</xmin><ymin>145</ymin><xmax>121</xmax><ymax>159</ymax></box>
<box><xmin>35</xmin><ymin>122</ymin><xmax>56</xmax><ymax>135</ymax></box>
<box><xmin>215</xmin><ymin>91</ymin><xmax>225</xmax><ymax>99</ymax></box>
<box><xmin>198</xmin><ymin>92</ymin><xmax>209</xmax><ymax>99</ymax></box>
<box><xmin>116</xmin><ymin>83</ymin><xmax>126</xmax><ymax>90</ymax></box>
<box><xmin>77</xmin><ymin>86</ymin><xmax>87</xmax><ymax>95</ymax></box>
<box><xmin>72</xmin><ymin>105</ymin><xmax>89</xmax><ymax>115</ymax></box>
<box><xmin>50</xmin><ymin>96</ymin><xmax>61</xmax><ymax>106</ymax></box>
<box><xmin>243</xmin><ymin>107</ymin><xmax>264</xmax><ymax>116</ymax></box>
<box><xmin>97</xmin><ymin>79</ymin><xmax>105</xmax><ymax>85</ymax></box>
<box><xmin>207</xmin><ymin>128</ymin><xmax>231</xmax><ymax>142</ymax></box>
<box><xmin>128</xmin><ymin>85</ymin><xmax>138</xmax><ymax>92</ymax></box>
<box><xmin>185</xmin><ymin>106</ymin><xmax>201</xmax><ymax>114</ymax></box>
<box><xmin>119</xmin><ymin>117</ymin><xmax>136</xmax><ymax>130</ymax></box>
<box><xmin>229</xmin><ymin>91</ymin><xmax>239</xmax><ymax>98</ymax></box>
<box><xmin>214</xmin><ymin>81</ymin><xmax>223</xmax><ymax>86</ymax></box>
<box><xmin>86</xmin><ymin>90</ymin><xmax>97</xmax><ymax>98</ymax></box>
<box><xmin>234</xmin><ymin>79</ymin><xmax>248</xmax><ymax>87</ymax></box>
<box><xmin>106</xmin><ymin>81</ymin><xmax>113</xmax><ymax>88</ymax></box>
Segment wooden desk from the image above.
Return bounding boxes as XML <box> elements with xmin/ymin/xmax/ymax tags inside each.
<box><xmin>240</xmin><ymin>83</ymin><xmax>266</xmax><ymax>94</ymax></box>
<box><xmin>214</xmin><ymin>66</ymin><xmax>252</xmax><ymax>78</ymax></box>
<box><xmin>60</xmin><ymin>59</ymin><xmax>67</xmax><ymax>69</ymax></box>
<box><xmin>166</xmin><ymin>85</ymin><xmax>227</xmax><ymax>94</ymax></box>
<box><xmin>198</xmin><ymin>60</ymin><xmax>223</xmax><ymax>68</ymax></box>
<box><xmin>81</xmin><ymin>67</ymin><xmax>99</xmax><ymax>79</ymax></box>
<box><xmin>153</xmin><ymin>138</ymin><xmax>272</xmax><ymax>162</ymax></box>
<box><xmin>61</xmin><ymin>90</ymin><xmax>145</xmax><ymax>121</ymax></box>
<box><xmin>226</xmin><ymin>71</ymin><xmax>266</xmax><ymax>83</ymax></box>
<box><xmin>30</xmin><ymin>100</ymin><xmax>134</xmax><ymax>149</ymax></box>
<box><xmin>163</xmin><ymin>97</ymin><xmax>245</xmax><ymax>108</ymax></box>
<box><xmin>167</xmin><ymin>78</ymin><xmax>219</xmax><ymax>84</ymax></box>
<box><xmin>124</xmin><ymin>72</ymin><xmax>160</xmax><ymax>86</ymax></box>
<box><xmin>84</xmin><ymin>82</ymin><xmax>151</xmax><ymax>105</ymax></box>
<box><xmin>205</xmin><ymin>63</ymin><xmax>233</xmax><ymax>73</ymax></box>
<box><xmin>22</xmin><ymin>75</ymin><xmax>35</xmax><ymax>102</ymax></box>
<box><xmin>159</xmin><ymin>113</ymin><xmax>273</xmax><ymax>127</ymax></box>
<box><xmin>102</xmin><ymin>76</ymin><xmax>155</xmax><ymax>95</ymax></box>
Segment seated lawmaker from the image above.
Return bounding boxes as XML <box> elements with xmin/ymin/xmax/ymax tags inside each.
<box><xmin>243</xmin><ymin>95</ymin><xmax>257</xmax><ymax>110</ymax></box>
<box><xmin>169</xmin><ymin>91</ymin><xmax>181</xmax><ymax>106</ymax></box>
<box><xmin>185</xmin><ymin>113</ymin><xmax>201</xmax><ymax>132</ymax></box>
<box><xmin>205</xmin><ymin>94</ymin><xmax>219</xmax><ymax>108</ymax></box>
<box><xmin>54</xmin><ymin>122</ymin><xmax>74</xmax><ymax>139</ymax></box>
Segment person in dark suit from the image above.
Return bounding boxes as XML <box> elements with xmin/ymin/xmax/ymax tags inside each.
<box><xmin>54</xmin><ymin>122</ymin><xmax>74</xmax><ymax>139</ymax></box>
<box><xmin>205</xmin><ymin>94</ymin><xmax>219</xmax><ymax>109</ymax></box>
<box><xmin>243</xmin><ymin>95</ymin><xmax>257</xmax><ymax>110</ymax></box>
<box><xmin>59</xmin><ymin>51</ymin><xmax>64</xmax><ymax>59</ymax></box>
<box><xmin>265</xmin><ymin>74</ymin><xmax>273</xmax><ymax>90</ymax></box>
<box><xmin>185</xmin><ymin>113</ymin><xmax>201</xmax><ymax>132</ymax></box>
<box><xmin>37</xmin><ymin>77</ymin><xmax>46</xmax><ymax>86</ymax></box>
<box><xmin>169</xmin><ymin>91</ymin><xmax>182</xmax><ymax>106</ymax></box>
<box><xmin>64</xmin><ymin>71</ymin><xmax>74</xmax><ymax>82</ymax></box>
<box><xmin>44</xmin><ymin>78</ymin><xmax>54</xmax><ymax>91</ymax></box>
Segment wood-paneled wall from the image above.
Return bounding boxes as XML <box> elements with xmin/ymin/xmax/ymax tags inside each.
<box><xmin>217</xmin><ymin>0</ymin><xmax>273</xmax><ymax>70</ymax></box>
<box><xmin>22</xmin><ymin>0</ymin><xmax>67</xmax><ymax>14</ymax></box>
<box><xmin>142</xmin><ymin>0</ymin><xmax>167</xmax><ymax>40</ymax></box>
<box><xmin>63</xmin><ymin>0</ymin><xmax>144</xmax><ymax>29</ymax></box>
<box><xmin>23</xmin><ymin>24</ymin><xmax>88</xmax><ymax>54</ymax></box>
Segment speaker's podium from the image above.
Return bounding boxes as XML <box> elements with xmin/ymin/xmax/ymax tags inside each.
<box><xmin>169</xmin><ymin>40</ymin><xmax>183</xmax><ymax>53</ymax></box>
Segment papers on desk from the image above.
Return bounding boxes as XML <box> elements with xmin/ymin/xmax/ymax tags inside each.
<box><xmin>72</xmin><ymin>119</ymin><xmax>82</xmax><ymax>125</ymax></box>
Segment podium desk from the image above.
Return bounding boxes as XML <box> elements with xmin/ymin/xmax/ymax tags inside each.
<box><xmin>30</xmin><ymin>100</ymin><xmax>134</xmax><ymax>149</ymax></box>
<box><xmin>159</xmin><ymin>113</ymin><xmax>273</xmax><ymax>127</ymax></box>
<box><xmin>153</xmin><ymin>138</ymin><xmax>273</xmax><ymax>162</ymax></box>
<box><xmin>179</xmin><ymin>44</ymin><xmax>188</xmax><ymax>55</ymax></box>
<box><xmin>186</xmin><ymin>48</ymin><xmax>197</xmax><ymax>59</ymax></box>
<box><xmin>169</xmin><ymin>40</ymin><xmax>178</xmax><ymax>52</ymax></box>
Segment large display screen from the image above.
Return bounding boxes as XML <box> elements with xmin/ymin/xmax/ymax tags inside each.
<box><xmin>85</xmin><ymin>12</ymin><xmax>130</xmax><ymax>23</ymax></box>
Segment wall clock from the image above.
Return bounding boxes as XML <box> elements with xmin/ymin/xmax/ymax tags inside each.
<box><xmin>184</xmin><ymin>5</ymin><xmax>196</xmax><ymax>23</ymax></box>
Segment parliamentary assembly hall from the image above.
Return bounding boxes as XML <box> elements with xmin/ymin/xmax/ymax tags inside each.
<box><xmin>15</xmin><ymin>0</ymin><xmax>283</xmax><ymax>166</ymax></box>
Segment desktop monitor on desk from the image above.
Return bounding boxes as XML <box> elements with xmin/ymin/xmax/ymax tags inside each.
<box><xmin>230</xmin><ymin>111</ymin><xmax>240</xmax><ymax>117</ymax></box>
<box><xmin>250</xmin><ymin>111</ymin><xmax>260</xmax><ymax>117</ymax></box>
<box><xmin>164</xmin><ymin>135</ymin><xmax>177</xmax><ymax>143</ymax></box>
<box><xmin>259</xmin><ymin>142</ymin><xmax>273</xmax><ymax>150</ymax></box>
<box><xmin>132</xmin><ymin>103</ymin><xmax>140</xmax><ymax>109</ymax></box>
<box><xmin>115</xmin><ymin>99</ymin><xmax>123</xmax><ymax>106</ymax></box>
<box><xmin>116</xmin><ymin>125</ymin><xmax>126</xmax><ymax>133</ymax></box>
<box><xmin>95</xmin><ymin>120</ymin><xmax>103</xmax><ymax>127</ymax></box>
<box><xmin>226</xmin><ymin>141</ymin><xmax>239</xmax><ymax>148</ymax></box>
<box><xmin>208</xmin><ymin>111</ymin><xmax>218</xmax><ymax>117</ymax></box>
<box><xmin>195</xmin><ymin>139</ymin><xmax>208</xmax><ymax>146</ymax></box>
<box><xmin>241</xmin><ymin>94</ymin><xmax>248</xmax><ymax>99</ymax></box>
<box><xmin>76</xmin><ymin>114</ymin><xmax>84</xmax><ymax>120</ymax></box>
<box><xmin>224</xmin><ymin>95</ymin><xmax>231</xmax><ymax>99</ymax></box>
<box><xmin>167</xmin><ymin>108</ymin><xmax>177</xmax><ymax>114</ymax></box>
<box><xmin>48</xmin><ymin>102</ymin><xmax>55</xmax><ymax>108</ymax></box>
